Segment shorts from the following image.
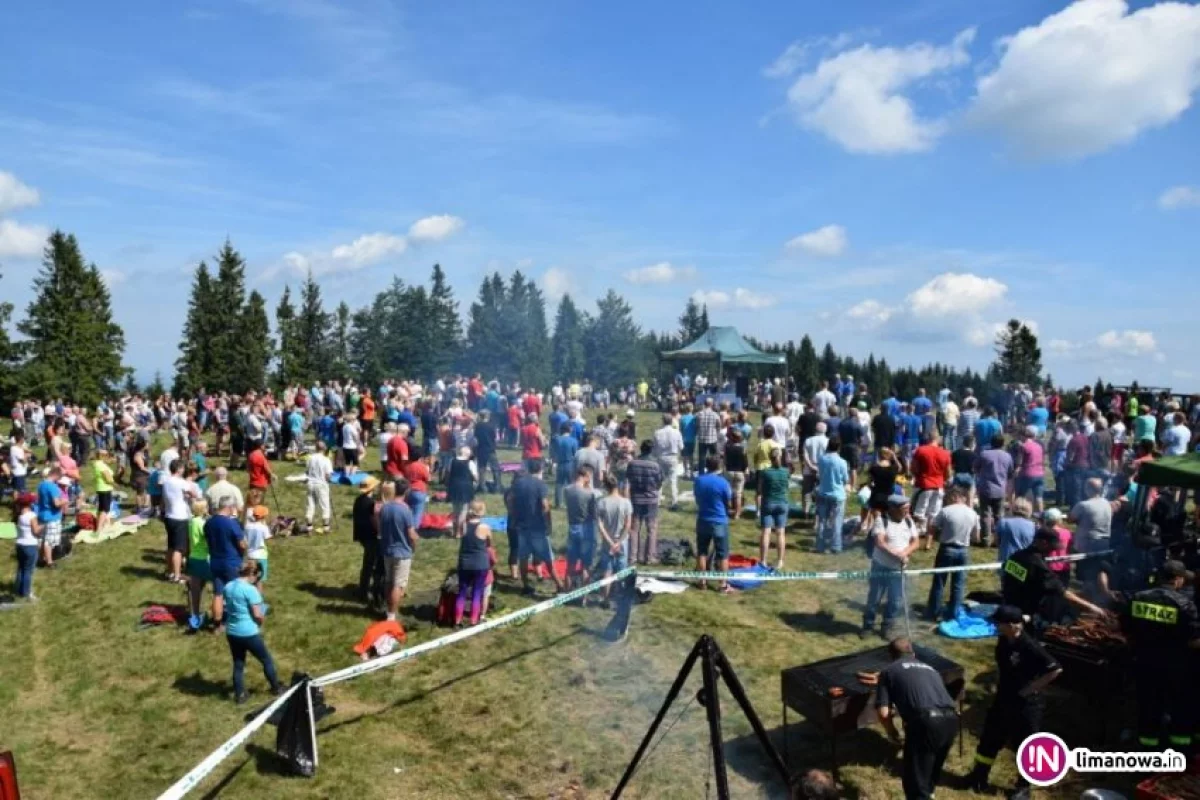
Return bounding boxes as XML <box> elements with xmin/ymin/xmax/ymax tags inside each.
<box><xmin>518</xmin><ymin>532</ymin><xmax>554</xmax><ymax>564</ymax></box>
<box><xmin>598</xmin><ymin>542</ymin><xmax>629</xmax><ymax>574</ymax></box>
<box><xmin>96</xmin><ymin>491</ymin><xmax>113</xmax><ymax>514</ymax></box>
<box><xmin>726</xmin><ymin>472</ymin><xmax>746</xmax><ymax>498</ymax></box>
<box><xmin>696</xmin><ymin>520</ymin><xmax>730</xmax><ymax>561</ymax></box>
<box><xmin>165</xmin><ymin>518</ymin><xmax>189</xmax><ymax>552</ymax></box>
<box><xmin>363</xmin><ymin>419</ymin><xmax>375</xmax><ymax>435</ymax></box>
<box><xmin>256</xmin><ymin>558</ymin><xmax>270</xmax><ymax>582</ymax></box>
<box><xmin>760</xmin><ymin>502</ymin><xmax>788</xmax><ymax>529</ymax></box>
<box><xmin>566</xmin><ymin>524</ymin><xmax>596</xmax><ymax>573</ymax></box>
<box><xmin>132</xmin><ymin>473</ymin><xmax>149</xmax><ymax>493</ymax></box>
<box><xmin>632</xmin><ymin>503</ymin><xmax>658</xmax><ymax>522</ymax></box>
<box><xmin>343</xmin><ymin>448</ymin><xmax>360</xmax><ymax>466</ymax></box>
<box><xmin>912</xmin><ymin>488</ymin><xmax>944</xmax><ymax>521</ymax></box>
<box><xmin>840</xmin><ymin>444</ymin><xmax>860</xmax><ymax>473</ymax></box>
<box><xmin>683</xmin><ymin>441</ymin><xmax>696</xmax><ymax>459</ymax></box>
<box><xmin>802</xmin><ymin>473</ymin><xmax>818</xmax><ymax>495</ymax></box>
<box><xmin>384</xmin><ymin>557</ymin><xmax>412</xmax><ymax>591</ymax></box>
<box><xmin>42</xmin><ymin>519</ymin><xmax>63</xmax><ymax>548</ymax></box>
<box><xmin>211</xmin><ymin>561</ymin><xmax>239</xmax><ymax>595</ymax></box>
<box><xmin>186</xmin><ymin>557</ymin><xmax>212</xmax><ymax>582</ymax></box>
<box><xmin>12</xmin><ymin>475</ymin><xmax>27</xmax><ymax>493</ymax></box>
<box><xmin>1015</xmin><ymin>476</ymin><xmax>1045</xmax><ymax>501</ymax></box>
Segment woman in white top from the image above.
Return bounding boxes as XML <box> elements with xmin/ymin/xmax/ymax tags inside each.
<box><xmin>13</xmin><ymin>492</ymin><xmax>42</xmax><ymax>600</ymax></box>
<box><xmin>341</xmin><ymin>413</ymin><xmax>363</xmax><ymax>476</ymax></box>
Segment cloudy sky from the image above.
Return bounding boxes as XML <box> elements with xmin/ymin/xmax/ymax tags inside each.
<box><xmin>1</xmin><ymin>0</ymin><xmax>1198</xmax><ymax>387</ymax></box>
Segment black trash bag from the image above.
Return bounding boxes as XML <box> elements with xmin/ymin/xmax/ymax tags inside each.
<box><xmin>275</xmin><ymin>679</ymin><xmax>317</xmax><ymax>778</ymax></box>
<box><xmin>603</xmin><ymin>573</ymin><xmax>637</xmax><ymax>643</ymax></box>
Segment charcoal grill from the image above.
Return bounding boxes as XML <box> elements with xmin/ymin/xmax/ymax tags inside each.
<box><xmin>780</xmin><ymin>645</ymin><xmax>965</xmax><ymax>779</ymax></box>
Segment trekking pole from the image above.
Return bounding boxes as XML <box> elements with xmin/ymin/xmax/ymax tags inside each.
<box><xmin>900</xmin><ymin>564</ymin><xmax>913</xmax><ymax>642</ymax></box>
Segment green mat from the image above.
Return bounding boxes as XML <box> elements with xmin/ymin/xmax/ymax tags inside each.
<box><xmin>0</xmin><ymin>522</ymin><xmax>15</xmax><ymax>540</ymax></box>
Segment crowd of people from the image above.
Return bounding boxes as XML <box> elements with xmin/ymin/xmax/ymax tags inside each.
<box><xmin>5</xmin><ymin>372</ymin><xmax>1200</xmax><ymax>796</ymax></box>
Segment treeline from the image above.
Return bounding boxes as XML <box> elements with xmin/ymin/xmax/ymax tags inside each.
<box><xmin>0</xmin><ymin>231</ymin><xmax>125</xmax><ymax>407</ymax></box>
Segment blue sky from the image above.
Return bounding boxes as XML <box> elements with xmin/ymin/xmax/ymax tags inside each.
<box><xmin>1</xmin><ymin>0</ymin><xmax>1198</xmax><ymax>388</ymax></box>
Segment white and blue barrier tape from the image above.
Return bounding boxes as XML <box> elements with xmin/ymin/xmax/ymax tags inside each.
<box><xmin>156</xmin><ymin>550</ymin><xmax>1110</xmax><ymax>798</ymax></box>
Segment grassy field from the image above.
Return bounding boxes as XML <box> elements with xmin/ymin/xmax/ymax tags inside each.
<box><xmin>0</xmin><ymin>411</ymin><xmax>1135</xmax><ymax>799</ymax></box>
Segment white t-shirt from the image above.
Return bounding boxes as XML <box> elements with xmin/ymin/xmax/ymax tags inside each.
<box><xmin>205</xmin><ymin>480</ymin><xmax>244</xmax><ymax>512</ymax></box>
<box><xmin>341</xmin><ymin>422</ymin><xmax>360</xmax><ymax>450</ymax></box>
<box><xmin>159</xmin><ymin>447</ymin><xmax>180</xmax><ymax>475</ymax></box>
<box><xmin>16</xmin><ymin>509</ymin><xmax>38</xmax><ymax>546</ymax></box>
<box><xmin>1165</xmin><ymin>424</ymin><xmax>1192</xmax><ymax>456</ymax></box>
<box><xmin>245</xmin><ymin>521</ymin><xmax>269</xmax><ymax>559</ymax></box>
<box><xmin>812</xmin><ymin>390</ymin><xmax>836</xmax><ymax>416</ymax></box>
<box><xmin>786</xmin><ymin>401</ymin><xmax>804</xmax><ymax>427</ymax></box>
<box><xmin>8</xmin><ymin>443</ymin><xmax>27</xmax><ymax>477</ymax></box>
<box><xmin>765</xmin><ymin>415</ymin><xmax>791</xmax><ymax>447</ymax></box>
<box><xmin>1111</xmin><ymin>421</ymin><xmax>1127</xmax><ymax>445</ymax></box>
<box><xmin>306</xmin><ymin>453</ymin><xmax>333</xmax><ymax>486</ymax></box>
<box><xmin>162</xmin><ymin>476</ymin><xmax>199</xmax><ymax>521</ymax></box>
<box><xmin>802</xmin><ymin>434</ymin><xmax>829</xmax><ymax>475</ymax></box>
<box><xmin>871</xmin><ymin>516</ymin><xmax>919</xmax><ymax>569</ymax></box>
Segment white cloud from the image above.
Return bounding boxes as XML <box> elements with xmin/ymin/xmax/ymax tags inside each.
<box><xmin>1159</xmin><ymin>185</ymin><xmax>1200</xmax><ymax>210</ymax></box>
<box><xmin>1096</xmin><ymin>329</ymin><xmax>1158</xmax><ymax>355</ymax></box>
<box><xmin>777</xmin><ymin>29</ymin><xmax>975</xmax><ymax>153</ymax></box>
<box><xmin>99</xmin><ymin>269</ymin><xmax>127</xmax><ymax>287</ymax></box>
<box><xmin>331</xmin><ymin>233</ymin><xmax>408</xmax><ymax>267</ymax></box>
<box><xmin>691</xmin><ymin>288</ymin><xmax>776</xmax><ymax>310</ymax></box>
<box><xmin>0</xmin><ymin>218</ymin><xmax>49</xmax><ymax>259</ymax></box>
<box><xmin>786</xmin><ymin>224</ymin><xmax>848</xmax><ymax>257</ymax></box>
<box><xmin>541</xmin><ymin>267</ymin><xmax>572</xmax><ymax>300</ymax></box>
<box><xmin>965</xmin><ymin>318</ymin><xmax>1040</xmax><ymax>348</ymax></box>
<box><xmin>1047</xmin><ymin>338</ymin><xmax>1078</xmax><ymax>354</ymax></box>
<box><xmin>967</xmin><ymin>0</ymin><xmax>1200</xmax><ymax>160</ymax></box>
<box><xmin>0</xmin><ymin>171</ymin><xmax>40</xmax><ymax>214</ymax></box>
<box><xmin>846</xmin><ymin>299</ymin><xmax>892</xmax><ymax>325</ymax></box>
<box><xmin>906</xmin><ymin>272</ymin><xmax>1007</xmax><ymax>317</ymax></box>
<box><xmin>623</xmin><ymin>261</ymin><xmax>697</xmax><ymax>285</ymax></box>
<box><xmin>282</xmin><ymin>251</ymin><xmax>310</xmax><ymax>273</ymax></box>
<box><xmin>407</xmin><ymin>214</ymin><xmax>465</xmax><ymax>243</ymax></box>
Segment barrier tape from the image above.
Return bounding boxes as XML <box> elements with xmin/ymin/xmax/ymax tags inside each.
<box><xmin>312</xmin><ymin>567</ymin><xmax>634</xmax><ymax>688</ymax></box>
<box><xmin>156</xmin><ymin>682</ymin><xmax>302</xmax><ymax>800</ymax></box>
<box><xmin>635</xmin><ymin>551</ymin><xmax>1111</xmax><ymax>582</ymax></box>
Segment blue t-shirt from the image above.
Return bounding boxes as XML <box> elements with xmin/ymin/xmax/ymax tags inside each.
<box><xmin>881</xmin><ymin>397</ymin><xmax>901</xmax><ymax>420</ymax></box>
<box><xmin>398</xmin><ymin>410</ymin><xmax>418</xmax><ymax>431</ymax></box>
<box><xmin>379</xmin><ymin>501</ymin><xmax>415</xmax><ymax>559</ymax></box>
<box><xmin>549</xmin><ymin>411</ymin><xmax>568</xmax><ymax>437</ymax></box>
<box><xmin>205</xmin><ymin>515</ymin><xmax>246</xmax><ymax>567</ymax></box>
<box><xmin>148</xmin><ymin>469</ymin><xmax>163</xmax><ymax>498</ymax></box>
<box><xmin>693</xmin><ymin>473</ymin><xmax>731</xmax><ymax>524</ymax></box>
<box><xmin>817</xmin><ymin>452</ymin><xmax>850</xmax><ymax>500</ymax></box>
<box><xmin>553</xmin><ymin>434</ymin><xmax>579</xmax><ymax>466</ymax></box>
<box><xmin>223</xmin><ymin>579</ymin><xmax>263</xmax><ymax>638</ymax></box>
<box><xmin>570</xmin><ymin>418</ymin><xmax>587</xmax><ymax>445</ymax></box>
<box><xmin>317</xmin><ymin>415</ymin><xmax>336</xmax><ymax>443</ymax></box>
<box><xmin>680</xmin><ymin>414</ymin><xmax>697</xmax><ymax>444</ymax></box>
<box><xmin>975</xmin><ymin>417</ymin><xmax>1002</xmax><ymax>448</ymax></box>
<box><xmin>288</xmin><ymin>411</ymin><xmax>304</xmax><ymax>435</ymax></box>
<box><xmin>912</xmin><ymin>396</ymin><xmax>933</xmax><ymax>416</ymax></box>
<box><xmin>902</xmin><ymin>413</ymin><xmax>922</xmax><ymax>445</ymax></box>
<box><xmin>1027</xmin><ymin>407</ymin><xmax>1049</xmax><ymax>433</ymax></box>
<box><xmin>37</xmin><ymin>480</ymin><xmax>64</xmax><ymax>523</ymax></box>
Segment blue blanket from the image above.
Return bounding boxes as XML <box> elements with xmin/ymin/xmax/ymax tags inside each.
<box><xmin>728</xmin><ymin>564</ymin><xmax>772</xmax><ymax>591</ymax></box>
<box><xmin>330</xmin><ymin>471</ymin><xmax>370</xmax><ymax>486</ymax></box>
<box><xmin>937</xmin><ymin>606</ymin><xmax>998</xmax><ymax>639</ymax></box>
<box><xmin>481</xmin><ymin>516</ymin><xmax>508</xmax><ymax>532</ymax></box>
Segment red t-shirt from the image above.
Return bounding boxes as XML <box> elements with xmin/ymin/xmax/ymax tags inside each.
<box><xmin>404</xmin><ymin>460</ymin><xmax>430</xmax><ymax>494</ymax></box>
<box><xmin>521</xmin><ymin>423</ymin><xmax>543</xmax><ymax>459</ymax></box>
<box><xmin>247</xmin><ymin>449</ymin><xmax>270</xmax><ymax>489</ymax></box>
<box><xmin>386</xmin><ymin>435</ymin><xmax>409</xmax><ymax>476</ymax></box>
<box><xmin>507</xmin><ymin>405</ymin><xmax>522</xmax><ymax>430</ymax></box>
<box><xmin>468</xmin><ymin>379</ymin><xmax>484</xmax><ymax>401</ymax></box>
<box><xmin>911</xmin><ymin>444</ymin><xmax>951</xmax><ymax>490</ymax></box>
<box><xmin>522</xmin><ymin>395</ymin><xmax>541</xmax><ymax>416</ymax></box>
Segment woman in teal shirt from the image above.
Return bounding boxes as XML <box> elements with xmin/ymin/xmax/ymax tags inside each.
<box><xmin>756</xmin><ymin>448</ymin><xmax>792</xmax><ymax>569</ymax></box>
<box><xmin>222</xmin><ymin>560</ymin><xmax>283</xmax><ymax>704</ymax></box>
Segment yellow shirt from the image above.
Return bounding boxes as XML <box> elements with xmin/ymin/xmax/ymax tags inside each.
<box><xmin>93</xmin><ymin>460</ymin><xmax>114</xmax><ymax>493</ymax></box>
<box><xmin>752</xmin><ymin>439</ymin><xmax>782</xmax><ymax>471</ymax></box>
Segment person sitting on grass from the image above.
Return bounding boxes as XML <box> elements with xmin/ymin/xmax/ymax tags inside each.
<box><xmin>222</xmin><ymin>559</ymin><xmax>283</xmax><ymax>704</ymax></box>
<box><xmin>12</xmin><ymin>492</ymin><xmax>42</xmax><ymax>602</ymax></box>
<box><xmin>693</xmin><ymin>455</ymin><xmax>733</xmax><ymax>593</ymax></box>
<box><xmin>564</xmin><ymin>465</ymin><xmax>598</xmax><ymax>594</ymax></box>
<box><xmin>92</xmin><ymin>447</ymin><xmax>115</xmax><ymax>531</ymax></box>
<box><xmin>595</xmin><ymin>474</ymin><xmax>632</xmax><ymax>606</ymax></box>
<box><xmin>186</xmin><ymin>498</ymin><xmax>212</xmax><ymax>630</ymax></box>
<box><xmin>454</xmin><ymin>500</ymin><xmax>493</xmax><ymax>627</ymax></box>
<box><xmin>245</xmin><ymin>505</ymin><xmax>271</xmax><ymax>583</ymax></box>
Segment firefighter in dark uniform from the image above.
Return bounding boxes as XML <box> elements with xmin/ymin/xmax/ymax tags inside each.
<box><xmin>875</xmin><ymin>637</ymin><xmax>958</xmax><ymax>800</ymax></box>
<box><xmin>1001</xmin><ymin>528</ymin><xmax>1109</xmax><ymax>626</ymax></box>
<box><xmin>967</xmin><ymin>605</ymin><xmax>1063</xmax><ymax>799</ymax></box>
<box><xmin>1121</xmin><ymin>560</ymin><xmax>1200</xmax><ymax>750</ymax></box>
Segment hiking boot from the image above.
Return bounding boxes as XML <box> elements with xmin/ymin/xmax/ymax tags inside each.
<box><xmin>270</xmin><ymin>685</ymin><xmax>286</xmax><ymax>697</ymax></box>
<box><xmin>235</xmin><ymin>692</ymin><xmax>249</xmax><ymax>705</ymax></box>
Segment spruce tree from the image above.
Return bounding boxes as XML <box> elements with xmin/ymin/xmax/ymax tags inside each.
<box><xmin>677</xmin><ymin>298</ymin><xmax>707</xmax><ymax>343</ymax></box>
<box><xmin>551</xmin><ymin>294</ymin><xmax>586</xmax><ymax>381</ymax></box>
<box><xmin>17</xmin><ymin>231</ymin><xmax>126</xmax><ymax>405</ymax></box>
<box><xmin>274</xmin><ymin>285</ymin><xmax>298</xmax><ymax>388</ymax></box>
<box><xmin>229</xmin><ymin>290</ymin><xmax>273</xmax><ymax>392</ymax></box>
<box><xmin>794</xmin><ymin>335</ymin><xmax>819</xmax><ymax>394</ymax></box>
<box><xmin>991</xmin><ymin>319</ymin><xmax>1042</xmax><ymax>386</ymax></box>
<box><xmin>146</xmin><ymin>370</ymin><xmax>167</xmax><ymax>399</ymax></box>
<box><xmin>329</xmin><ymin>301</ymin><xmax>351</xmax><ymax>379</ymax></box>
<box><xmin>174</xmin><ymin>261</ymin><xmax>219</xmax><ymax>395</ymax></box>
<box><xmin>0</xmin><ymin>269</ymin><xmax>18</xmax><ymax>406</ymax></box>
<box><xmin>350</xmin><ymin>293</ymin><xmax>391</xmax><ymax>387</ymax></box>
<box><xmin>426</xmin><ymin>264</ymin><xmax>462</xmax><ymax>377</ymax></box>
<box><xmin>208</xmin><ymin>240</ymin><xmax>248</xmax><ymax>390</ymax></box>
<box><xmin>464</xmin><ymin>272</ymin><xmax>508</xmax><ymax>378</ymax></box>
<box><xmin>294</xmin><ymin>270</ymin><xmax>328</xmax><ymax>384</ymax></box>
<box><xmin>818</xmin><ymin>342</ymin><xmax>839</xmax><ymax>385</ymax></box>
<box><xmin>510</xmin><ymin>271</ymin><xmax>551</xmax><ymax>387</ymax></box>
<box><xmin>585</xmin><ymin>290</ymin><xmax>641</xmax><ymax>387</ymax></box>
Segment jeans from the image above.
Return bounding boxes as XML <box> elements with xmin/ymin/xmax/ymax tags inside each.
<box><xmin>407</xmin><ymin>490</ymin><xmax>427</xmax><ymax>531</ymax></box>
<box><xmin>358</xmin><ymin>538</ymin><xmax>383</xmax><ymax>603</ymax></box>
<box><xmin>941</xmin><ymin>423</ymin><xmax>957</xmax><ymax>452</ymax></box>
<box><xmin>554</xmin><ymin>467</ymin><xmax>571</xmax><ymax>507</ymax></box>
<box><xmin>863</xmin><ymin>563</ymin><xmax>904</xmax><ymax>633</ymax></box>
<box><xmin>475</xmin><ymin>453</ymin><xmax>501</xmax><ymax>492</ymax></box>
<box><xmin>979</xmin><ymin>496</ymin><xmax>1003</xmax><ymax>545</ymax></box>
<box><xmin>15</xmin><ymin>543</ymin><xmax>37</xmax><ymax>597</ymax></box>
<box><xmin>926</xmin><ymin>544</ymin><xmax>968</xmax><ymax>621</ymax></box>
<box><xmin>814</xmin><ymin>495</ymin><xmax>845</xmax><ymax>553</ymax></box>
<box><xmin>227</xmin><ymin>633</ymin><xmax>279</xmax><ymax>697</ymax></box>
<box><xmin>1062</xmin><ymin>467</ymin><xmax>1083</xmax><ymax>507</ymax></box>
<box><xmin>697</xmin><ymin>442</ymin><xmax>717</xmax><ymax>472</ymax></box>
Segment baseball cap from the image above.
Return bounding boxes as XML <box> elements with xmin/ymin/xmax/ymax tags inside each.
<box><xmin>887</xmin><ymin>494</ymin><xmax>910</xmax><ymax>508</ymax></box>
<box><xmin>1042</xmin><ymin>508</ymin><xmax>1064</xmax><ymax>525</ymax></box>
<box><xmin>1158</xmin><ymin>560</ymin><xmax>1194</xmax><ymax>582</ymax></box>
<box><xmin>991</xmin><ymin>605</ymin><xmax>1024</xmax><ymax>624</ymax></box>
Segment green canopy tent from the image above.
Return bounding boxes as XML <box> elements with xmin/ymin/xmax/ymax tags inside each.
<box><xmin>659</xmin><ymin>326</ymin><xmax>787</xmax><ymax>386</ymax></box>
<box><xmin>1135</xmin><ymin>453</ymin><xmax>1200</xmax><ymax>490</ymax></box>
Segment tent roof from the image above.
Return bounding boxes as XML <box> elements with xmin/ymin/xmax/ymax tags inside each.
<box><xmin>1136</xmin><ymin>453</ymin><xmax>1200</xmax><ymax>490</ymax></box>
<box><xmin>660</xmin><ymin>326</ymin><xmax>786</xmax><ymax>365</ymax></box>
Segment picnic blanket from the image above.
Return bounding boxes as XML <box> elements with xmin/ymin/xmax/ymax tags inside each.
<box><xmin>330</xmin><ymin>471</ymin><xmax>371</xmax><ymax>486</ymax></box>
<box><xmin>937</xmin><ymin>605</ymin><xmax>998</xmax><ymax>639</ymax></box>
<box><xmin>75</xmin><ymin>518</ymin><xmax>149</xmax><ymax>545</ymax></box>
<box><xmin>419</xmin><ymin>513</ymin><xmax>453</xmax><ymax>532</ymax></box>
<box><xmin>284</xmin><ymin>474</ymin><xmax>308</xmax><ymax>483</ymax></box>
<box><xmin>137</xmin><ymin>604</ymin><xmax>189</xmax><ymax>630</ymax></box>
<box><xmin>636</xmin><ymin>577</ymin><xmax>689</xmax><ymax>596</ymax></box>
<box><xmin>481</xmin><ymin>516</ymin><xmax>508</xmax><ymax>532</ymax></box>
<box><xmin>500</xmin><ymin>462</ymin><xmax>523</xmax><ymax>474</ymax></box>
<box><xmin>0</xmin><ymin>522</ymin><xmax>15</xmax><ymax>541</ymax></box>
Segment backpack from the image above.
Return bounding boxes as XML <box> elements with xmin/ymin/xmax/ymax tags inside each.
<box><xmin>435</xmin><ymin>571</ymin><xmax>460</xmax><ymax>627</ymax></box>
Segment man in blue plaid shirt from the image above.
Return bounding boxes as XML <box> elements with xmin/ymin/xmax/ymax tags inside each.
<box><xmin>694</xmin><ymin>398</ymin><xmax>722</xmax><ymax>474</ymax></box>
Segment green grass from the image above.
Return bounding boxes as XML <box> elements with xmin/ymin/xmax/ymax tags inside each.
<box><xmin>0</xmin><ymin>412</ymin><xmax>1133</xmax><ymax>799</ymax></box>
